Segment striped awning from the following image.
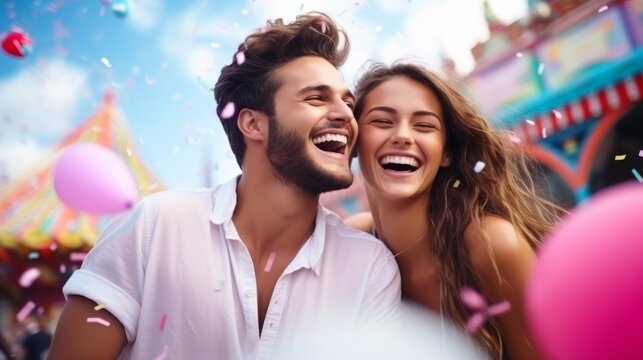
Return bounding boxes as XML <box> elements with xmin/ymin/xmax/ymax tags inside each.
<box><xmin>510</xmin><ymin>73</ymin><xmax>643</xmax><ymax>143</ymax></box>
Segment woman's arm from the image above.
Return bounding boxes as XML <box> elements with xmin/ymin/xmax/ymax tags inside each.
<box><xmin>465</xmin><ymin>216</ymin><xmax>542</xmax><ymax>360</ymax></box>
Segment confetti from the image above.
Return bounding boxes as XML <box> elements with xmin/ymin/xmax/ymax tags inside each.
<box><xmin>320</xmin><ymin>21</ymin><xmax>327</xmax><ymax>33</ymax></box>
<box><xmin>508</xmin><ymin>132</ymin><xmax>522</xmax><ymax>144</ymax></box>
<box><xmin>541</xmin><ymin>128</ymin><xmax>547</xmax><ymax>139</ymax></box>
<box><xmin>632</xmin><ymin>168</ymin><xmax>643</xmax><ymax>183</ymax></box>
<box><xmin>460</xmin><ymin>287</ymin><xmax>511</xmax><ymax>333</ymax></box>
<box><xmin>126</xmin><ymin>147</ymin><xmax>132</xmax><ymax>157</ymax></box>
<box><xmin>49</xmin><ymin>242</ymin><xmax>58</xmax><ymax>251</ymax></box>
<box><xmin>552</xmin><ymin>110</ymin><xmax>562</xmax><ymax>119</ymax></box>
<box><xmin>154</xmin><ymin>345</ymin><xmax>169</xmax><ymax>360</ymax></box>
<box><xmin>526</xmin><ymin>119</ymin><xmax>535</xmax><ymax>125</ymax></box>
<box><xmin>264</xmin><ymin>252</ymin><xmax>277</xmax><ymax>272</ymax></box>
<box><xmin>173</xmin><ymin>145</ymin><xmax>180</xmax><ymax>155</ymax></box>
<box><xmin>59</xmin><ymin>264</ymin><xmax>66</xmax><ymax>273</ymax></box>
<box><xmin>473</xmin><ymin>161</ymin><xmax>485</xmax><ymax>173</ymax></box>
<box><xmin>598</xmin><ymin>5</ymin><xmax>608</xmax><ymax>13</ymax></box>
<box><xmin>515</xmin><ymin>52</ymin><xmax>523</xmax><ymax>58</ymax></box>
<box><xmin>614</xmin><ymin>154</ymin><xmax>626</xmax><ymax>161</ymax></box>
<box><xmin>100</xmin><ymin>57</ymin><xmax>112</xmax><ymax>68</ymax></box>
<box><xmin>19</xmin><ymin>268</ymin><xmax>41</xmax><ymax>288</ymax></box>
<box><xmin>639</xmin><ymin>150</ymin><xmax>643</xmax><ymax>157</ymax></box>
<box><xmin>220</xmin><ymin>102</ymin><xmax>236</xmax><ymax>119</ymax></box>
<box><xmin>235</xmin><ymin>51</ymin><xmax>245</xmax><ymax>65</ymax></box>
<box><xmin>452</xmin><ymin>179</ymin><xmax>460</xmax><ymax>188</ymax></box>
<box><xmin>28</xmin><ymin>251</ymin><xmax>39</xmax><ymax>260</ymax></box>
<box><xmin>16</xmin><ymin>301</ymin><xmax>36</xmax><ymax>322</ymax></box>
<box><xmin>70</xmin><ymin>252</ymin><xmax>86</xmax><ymax>262</ymax></box>
<box><xmin>159</xmin><ymin>313</ymin><xmax>167</xmax><ymax>331</ymax></box>
<box><xmin>94</xmin><ymin>304</ymin><xmax>106</xmax><ymax>311</ymax></box>
<box><xmin>87</xmin><ymin>317</ymin><xmax>110</xmax><ymax>327</ymax></box>
<box><xmin>537</xmin><ymin>63</ymin><xmax>545</xmax><ymax>75</ymax></box>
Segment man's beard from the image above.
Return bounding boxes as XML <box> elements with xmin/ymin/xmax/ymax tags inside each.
<box><xmin>266</xmin><ymin>115</ymin><xmax>353</xmax><ymax>197</ymax></box>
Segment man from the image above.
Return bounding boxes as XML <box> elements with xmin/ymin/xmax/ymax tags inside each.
<box><xmin>48</xmin><ymin>12</ymin><xmax>400</xmax><ymax>359</ymax></box>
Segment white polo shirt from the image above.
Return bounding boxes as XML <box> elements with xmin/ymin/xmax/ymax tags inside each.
<box><xmin>63</xmin><ymin>177</ymin><xmax>401</xmax><ymax>359</ymax></box>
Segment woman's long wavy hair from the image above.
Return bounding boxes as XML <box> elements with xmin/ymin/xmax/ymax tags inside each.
<box><xmin>354</xmin><ymin>61</ymin><xmax>564</xmax><ymax>358</ymax></box>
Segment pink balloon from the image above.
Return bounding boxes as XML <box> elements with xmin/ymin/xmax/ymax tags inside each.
<box><xmin>53</xmin><ymin>143</ymin><xmax>139</xmax><ymax>214</ymax></box>
<box><xmin>526</xmin><ymin>182</ymin><xmax>643</xmax><ymax>360</ymax></box>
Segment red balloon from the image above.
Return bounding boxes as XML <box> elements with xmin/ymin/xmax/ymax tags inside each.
<box><xmin>2</xmin><ymin>30</ymin><xmax>33</xmax><ymax>58</ymax></box>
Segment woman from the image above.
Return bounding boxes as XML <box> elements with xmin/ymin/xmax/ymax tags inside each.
<box><xmin>346</xmin><ymin>61</ymin><xmax>564</xmax><ymax>360</ymax></box>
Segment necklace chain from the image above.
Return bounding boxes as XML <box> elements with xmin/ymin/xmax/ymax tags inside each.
<box><xmin>372</xmin><ymin>225</ymin><xmax>425</xmax><ymax>258</ymax></box>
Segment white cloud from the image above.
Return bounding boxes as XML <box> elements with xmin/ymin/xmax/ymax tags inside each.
<box><xmin>0</xmin><ymin>60</ymin><xmax>88</xmax><ymax>181</ymax></box>
<box><xmin>0</xmin><ymin>60</ymin><xmax>89</xmax><ymax>136</ymax></box>
<box><xmin>128</xmin><ymin>0</ymin><xmax>164</xmax><ymax>31</ymax></box>
<box><xmin>0</xmin><ymin>138</ymin><xmax>50</xmax><ymax>183</ymax></box>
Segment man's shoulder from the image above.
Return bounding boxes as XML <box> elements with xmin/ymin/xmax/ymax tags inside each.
<box><xmin>322</xmin><ymin>208</ymin><xmax>390</xmax><ymax>254</ymax></box>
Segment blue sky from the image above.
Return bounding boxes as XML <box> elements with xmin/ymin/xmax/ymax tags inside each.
<box><xmin>0</xmin><ymin>0</ymin><xmax>526</xmax><ymax>190</ymax></box>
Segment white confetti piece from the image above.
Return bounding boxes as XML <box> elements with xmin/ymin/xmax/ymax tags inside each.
<box><xmin>87</xmin><ymin>317</ymin><xmax>110</xmax><ymax>327</ymax></box>
<box><xmin>126</xmin><ymin>147</ymin><xmax>132</xmax><ymax>157</ymax></box>
<box><xmin>94</xmin><ymin>304</ymin><xmax>106</xmax><ymax>311</ymax></box>
<box><xmin>100</xmin><ymin>57</ymin><xmax>112</xmax><ymax>68</ymax></box>
<box><xmin>598</xmin><ymin>5</ymin><xmax>608</xmax><ymax>13</ymax></box>
<box><xmin>221</xmin><ymin>102</ymin><xmax>236</xmax><ymax>119</ymax></box>
<box><xmin>19</xmin><ymin>268</ymin><xmax>41</xmax><ymax>288</ymax></box>
<box><xmin>552</xmin><ymin>110</ymin><xmax>562</xmax><ymax>119</ymax></box>
<box><xmin>515</xmin><ymin>52</ymin><xmax>523</xmax><ymax>58</ymax></box>
<box><xmin>526</xmin><ymin>119</ymin><xmax>535</xmax><ymax>125</ymax></box>
<box><xmin>452</xmin><ymin>179</ymin><xmax>460</xmax><ymax>188</ymax></box>
<box><xmin>541</xmin><ymin>128</ymin><xmax>547</xmax><ymax>139</ymax></box>
<box><xmin>28</xmin><ymin>252</ymin><xmax>39</xmax><ymax>260</ymax></box>
<box><xmin>473</xmin><ymin>161</ymin><xmax>485</xmax><ymax>173</ymax></box>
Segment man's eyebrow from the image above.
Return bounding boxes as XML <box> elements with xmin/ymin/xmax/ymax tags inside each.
<box><xmin>296</xmin><ymin>85</ymin><xmax>355</xmax><ymax>101</ymax></box>
<box><xmin>365</xmin><ymin>106</ymin><xmax>441</xmax><ymax>120</ymax></box>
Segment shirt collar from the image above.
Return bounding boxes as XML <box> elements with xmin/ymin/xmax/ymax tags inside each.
<box><xmin>209</xmin><ymin>176</ymin><xmax>326</xmax><ymax>276</ymax></box>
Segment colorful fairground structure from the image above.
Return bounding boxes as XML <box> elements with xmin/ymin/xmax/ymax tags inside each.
<box><xmin>0</xmin><ymin>93</ymin><xmax>163</xmax><ymax>313</ymax></box>
<box><xmin>464</xmin><ymin>0</ymin><xmax>643</xmax><ymax>208</ymax></box>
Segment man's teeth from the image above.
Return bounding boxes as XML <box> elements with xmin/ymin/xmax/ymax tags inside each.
<box><xmin>379</xmin><ymin>155</ymin><xmax>420</xmax><ymax>167</ymax></box>
<box><xmin>312</xmin><ymin>134</ymin><xmax>348</xmax><ymax>145</ymax></box>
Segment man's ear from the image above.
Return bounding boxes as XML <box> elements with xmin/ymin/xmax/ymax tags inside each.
<box><xmin>237</xmin><ymin>109</ymin><xmax>266</xmax><ymax>142</ymax></box>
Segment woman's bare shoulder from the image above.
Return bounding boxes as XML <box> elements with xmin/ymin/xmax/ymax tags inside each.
<box><xmin>343</xmin><ymin>212</ymin><xmax>374</xmax><ymax>233</ymax></box>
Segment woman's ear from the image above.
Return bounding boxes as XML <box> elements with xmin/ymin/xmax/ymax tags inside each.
<box><xmin>440</xmin><ymin>152</ymin><xmax>451</xmax><ymax>167</ymax></box>
<box><xmin>237</xmin><ymin>109</ymin><xmax>266</xmax><ymax>142</ymax></box>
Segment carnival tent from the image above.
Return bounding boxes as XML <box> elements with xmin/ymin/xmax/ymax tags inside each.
<box><xmin>0</xmin><ymin>93</ymin><xmax>163</xmax><ymax>299</ymax></box>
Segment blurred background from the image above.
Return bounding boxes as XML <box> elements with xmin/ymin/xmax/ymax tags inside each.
<box><xmin>0</xmin><ymin>0</ymin><xmax>641</xmax><ymax>358</ymax></box>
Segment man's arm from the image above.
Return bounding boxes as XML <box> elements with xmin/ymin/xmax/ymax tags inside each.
<box><xmin>48</xmin><ymin>295</ymin><xmax>127</xmax><ymax>360</ymax></box>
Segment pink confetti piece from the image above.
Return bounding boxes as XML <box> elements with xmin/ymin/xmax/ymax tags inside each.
<box><xmin>598</xmin><ymin>5</ymin><xmax>608</xmax><ymax>13</ymax></box>
<box><xmin>19</xmin><ymin>268</ymin><xmax>41</xmax><ymax>288</ymax></box>
<box><xmin>70</xmin><ymin>252</ymin><xmax>87</xmax><ymax>262</ymax></box>
<box><xmin>158</xmin><ymin>313</ymin><xmax>167</xmax><ymax>331</ymax></box>
<box><xmin>638</xmin><ymin>150</ymin><xmax>643</xmax><ymax>157</ymax></box>
<box><xmin>59</xmin><ymin>264</ymin><xmax>66</xmax><ymax>273</ymax></box>
<box><xmin>235</xmin><ymin>51</ymin><xmax>245</xmax><ymax>65</ymax></box>
<box><xmin>473</xmin><ymin>161</ymin><xmax>485</xmax><ymax>173</ymax></box>
<box><xmin>154</xmin><ymin>345</ymin><xmax>169</xmax><ymax>360</ymax></box>
<box><xmin>220</xmin><ymin>102</ymin><xmax>236</xmax><ymax>119</ymax></box>
<box><xmin>264</xmin><ymin>252</ymin><xmax>277</xmax><ymax>272</ymax></box>
<box><xmin>49</xmin><ymin>242</ymin><xmax>58</xmax><ymax>251</ymax></box>
<box><xmin>87</xmin><ymin>317</ymin><xmax>110</xmax><ymax>327</ymax></box>
<box><xmin>459</xmin><ymin>287</ymin><xmax>511</xmax><ymax>334</ymax></box>
<box><xmin>16</xmin><ymin>301</ymin><xmax>36</xmax><ymax>322</ymax></box>
<box><xmin>320</xmin><ymin>21</ymin><xmax>327</xmax><ymax>33</ymax></box>
<box><xmin>515</xmin><ymin>52</ymin><xmax>523</xmax><ymax>58</ymax></box>
<box><xmin>508</xmin><ymin>132</ymin><xmax>522</xmax><ymax>144</ymax></box>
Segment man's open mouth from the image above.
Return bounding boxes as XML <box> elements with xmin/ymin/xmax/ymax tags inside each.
<box><xmin>312</xmin><ymin>133</ymin><xmax>348</xmax><ymax>155</ymax></box>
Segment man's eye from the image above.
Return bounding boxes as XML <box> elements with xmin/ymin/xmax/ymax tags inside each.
<box><xmin>345</xmin><ymin>101</ymin><xmax>355</xmax><ymax>109</ymax></box>
<box><xmin>305</xmin><ymin>96</ymin><xmax>323</xmax><ymax>101</ymax></box>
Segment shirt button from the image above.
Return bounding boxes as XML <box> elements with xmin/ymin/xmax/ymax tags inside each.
<box><xmin>245</xmin><ymin>289</ymin><xmax>253</xmax><ymax>298</ymax></box>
